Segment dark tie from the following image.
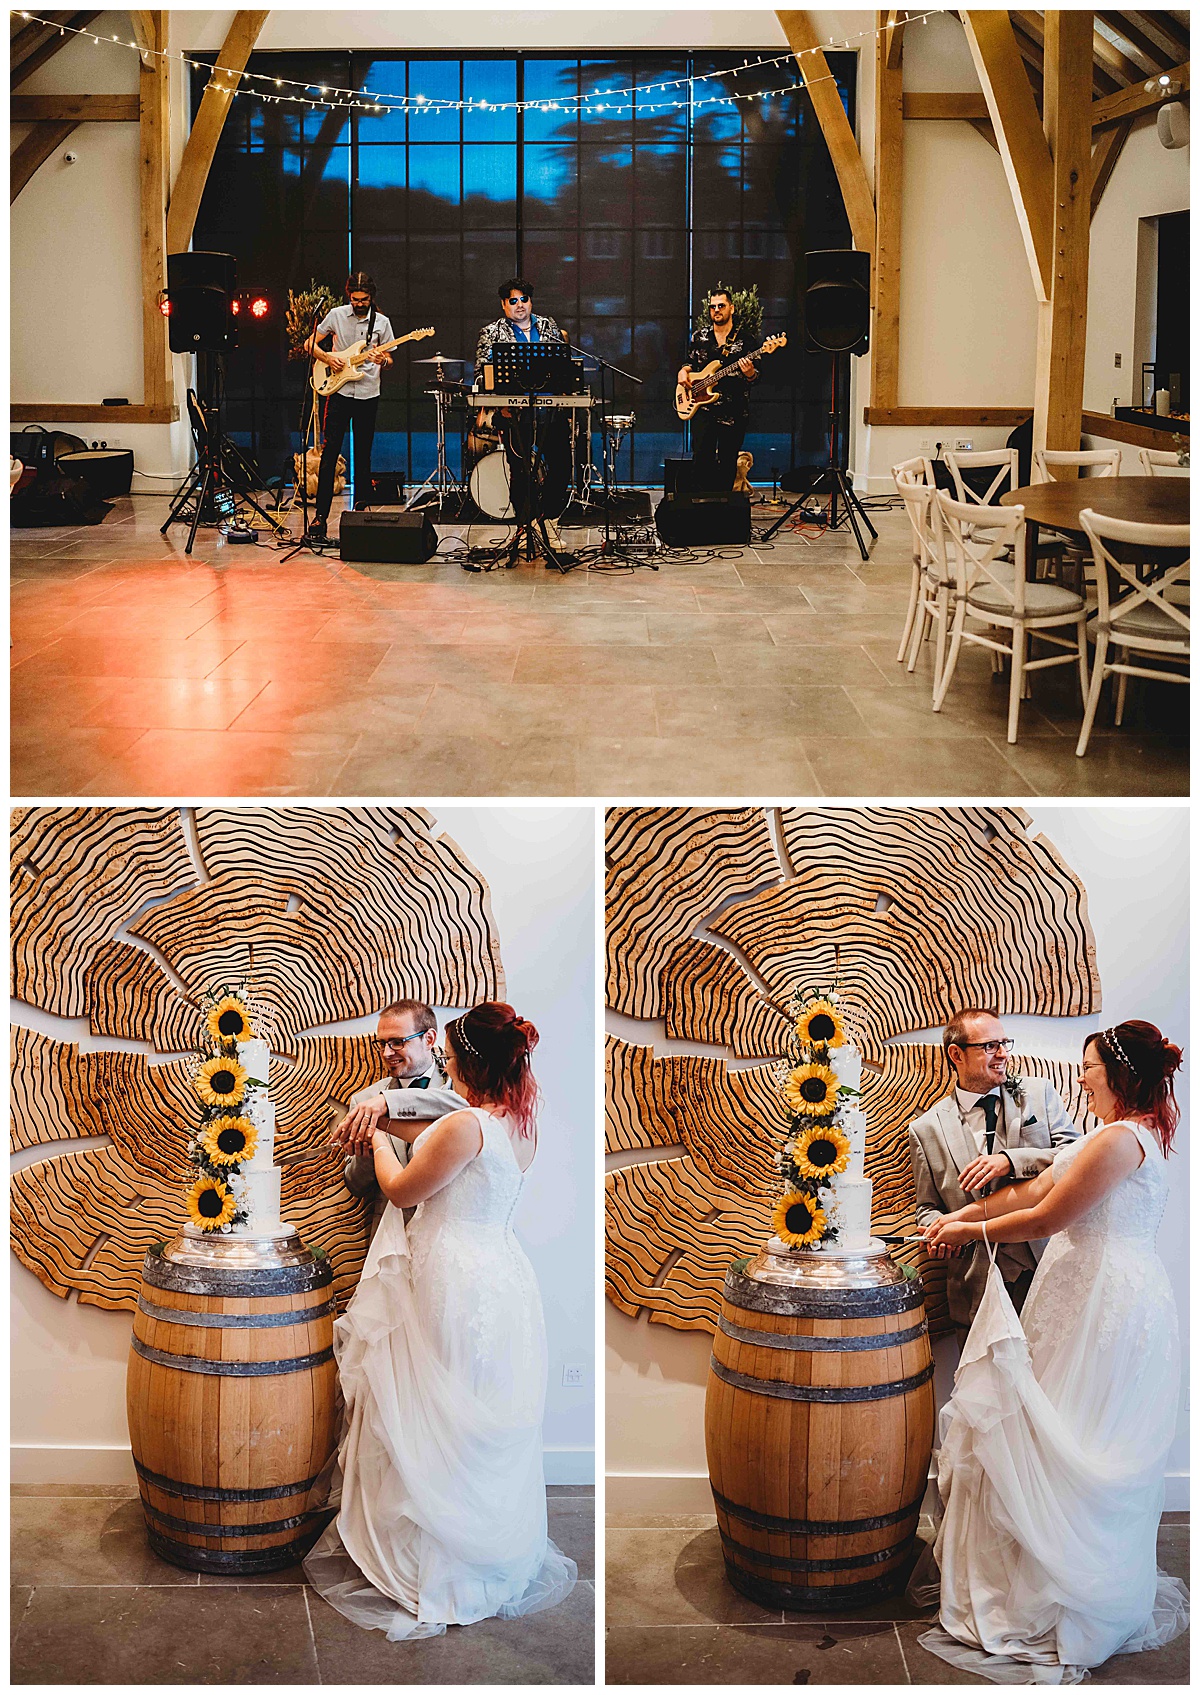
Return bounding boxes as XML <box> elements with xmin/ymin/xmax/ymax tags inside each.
<box><xmin>981</xmin><ymin>1093</ymin><xmax>999</xmax><ymax>1155</ymax></box>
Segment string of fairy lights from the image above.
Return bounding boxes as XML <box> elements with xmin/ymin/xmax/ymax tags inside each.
<box><xmin>12</xmin><ymin>9</ymin><xmax>940</xmax><ymax>119</ymax></box>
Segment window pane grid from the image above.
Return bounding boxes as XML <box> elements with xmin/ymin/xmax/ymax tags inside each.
<box><xmin>193</xmin><ymin>47</ymin><xmax>853</xmax><ymax>487</ymax></box>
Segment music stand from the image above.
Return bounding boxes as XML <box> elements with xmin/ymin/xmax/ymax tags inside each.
<box><xmin>488</xmin><ymin>344</ymin><xmax>578</xmax><ymax>572</ymax></box>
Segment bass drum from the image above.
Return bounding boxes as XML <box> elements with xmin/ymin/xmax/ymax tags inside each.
<box><xmin>468</xmin><ymin>445</ymin><xmax>571</xmax><ymax>522</ymax></box>
<box><xmin>469</xmin><ymin>449</ymin><xmax>515</xmax><ymax>521</ymax></box>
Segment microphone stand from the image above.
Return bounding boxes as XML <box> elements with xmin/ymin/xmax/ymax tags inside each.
<box><xmin>281</xmin><ymin>304</ymin><xmax>336</xmax><ymax>562</ymax></box>
<box><xmin>560</xmin><ymin>339</ymin><xmax>648</xmax><ymax>570</ymax></box>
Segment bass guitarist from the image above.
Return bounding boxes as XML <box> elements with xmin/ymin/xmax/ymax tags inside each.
<box><xmin>303</xmin><ymin>271</ymin><xmax>393</xmax><ymax>541</ymax></box>
<box><xmin>677</xmin><ymin>286</ymin><xmax>759</xmax><ymax>491</ymax></box>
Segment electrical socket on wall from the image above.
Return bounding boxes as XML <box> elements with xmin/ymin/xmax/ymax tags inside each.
<box><xmin>561</xmin><ymin>1364</ymin><xmax>586</xmax><ymax>1387</ymax></box>
<box><xmin>1114</xmin><ymin>352</ymin><xmax>1122</xmax><ymax>368</ymax></box>
<box><xmin>955</xmin><ymin>438</ymin><xmax>973</xmax><ymax>450</ymax></box>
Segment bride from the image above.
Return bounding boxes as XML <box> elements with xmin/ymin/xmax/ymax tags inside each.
<box><xmin>304</xmin><ymin>1002</ymin><xmax>577</xmax><ymax>1640</ymax></box>
<box><xmin>915</xmin><ymin>1019</ymin><xmax>1188</xmax><ymax>1684</ymax></box>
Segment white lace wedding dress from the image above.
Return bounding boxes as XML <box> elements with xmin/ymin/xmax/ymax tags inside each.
<box><xmin>304</xmin><ymin>1107</ymin><xmax>577</xmax><ymax>1639</ymax></box>
<box><xmin>914</xmin><ymin>1120</ymin><xmax>1188</xmax><ymax>1683</ymax></box>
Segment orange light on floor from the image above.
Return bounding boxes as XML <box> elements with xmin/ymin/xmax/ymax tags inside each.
<box><xmin>250</xmin><ymin>296</ymin><xmax>269</xmax><ymax>319</ymax></box>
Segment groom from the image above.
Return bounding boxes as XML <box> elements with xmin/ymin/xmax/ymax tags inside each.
<box><xmin>908</xmin><ymin>1007</ymin><xmax>1077</xmax><ymax>1329</ymax></box>
<box><xmin>337</xmin><ymin>999</ymin><xmax>467</xmax><ymax>1223</ymax></box>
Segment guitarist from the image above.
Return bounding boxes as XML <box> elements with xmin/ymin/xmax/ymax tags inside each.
<box><xmin>677</xmin><ymin>286</ymin><xmax>759</xmax><ymax>492</ymax></box>
<box><xmin>303</xmin><ymin>271</ymin><xmax>394</xmax><ymax>541</ymax></box>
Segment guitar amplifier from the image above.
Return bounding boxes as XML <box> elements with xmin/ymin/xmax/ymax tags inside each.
<box><xmin>339</xmin><ymin>509</ymin><xmax>437</xmax><ymax>563</ymax></box>
<box><xmin>655</xmin><ymin>491</ymin><xmax>752</xmax><ymax>547</ymax></box>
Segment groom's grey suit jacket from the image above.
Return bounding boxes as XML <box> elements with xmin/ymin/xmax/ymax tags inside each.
<box><xmin>343</xmin><ymin>1072</ymin><xmax>469</xmax><ymax>1231</ymax></box>
<box><xmin>908</xmin><ymin>1077</ymin><xmax>1078</xmax><ymax>1329</ymax></box>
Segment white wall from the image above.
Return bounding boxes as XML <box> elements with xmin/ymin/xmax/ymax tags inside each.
<box><xmin>606</xmin><ymin>806</ymin><xmax>1190</xmax><ymax>1513</ymax></box>
<box><xmin>11</xmin><ymin>804</ymin><xmax>597</xmax><ymax>1486</ymax></box>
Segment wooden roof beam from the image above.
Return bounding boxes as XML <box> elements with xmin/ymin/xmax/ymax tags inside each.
<box><xmin>1092</xmin><ymin>61</ymin><xmax>1189</xmax><ymax>127</ymax></box>
<box><xmin>1089</xmin><ymin>115</ymin><xmax>1132</xmax><ymax>218</ymax></box>
<box><xmin>166</xmin><ymin>9</ymin><xmax>270</xmax><ymax>255</ymax></box>
<box><xmin>885</xmin><ymin>10</ymin><xmax>905</xmax><ymax>71</ymax></box>
<box><xmin>775</xmin><ymin>10</ymin><xmax>876</xmax><ymax>258</ymax></box>
<box><xmin>11</xmin><ymin>120</ymin><xmax>78</xmax><ymax>202</ymax></box>
<box><xmin>11</xmin><ymin>12</ymin><xmax>100</xmax><ymax>88</ymax></box>
<box><xmin>1089</xmin><ymin>18</ymin><xmax>1149</xmax><ymax>82</ymax></box>
<box><xmin>1125</xmin><ymin>10</ymin><xmax>1189</xmax><ymax>60</ymax></box>
<box><xmin>1096</xmin><ymin>12</ymin><xmax>1173</xmax><ymax>75</ymax></box>
<box><xmin>963</xmin><ymin>10</ymin><xmax>1054</xmax><ymax>299</ymax></box>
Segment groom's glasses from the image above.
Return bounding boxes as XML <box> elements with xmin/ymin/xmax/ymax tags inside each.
<box><xmin>957</xmin><ymin>1038</ymin><xmax>1015</xmax><ymax>1055</ymax></box>
<box><xmin>375</xmin><ymin>1033</ymin><xmax>426</xmax><ymax>1052</ymax></box>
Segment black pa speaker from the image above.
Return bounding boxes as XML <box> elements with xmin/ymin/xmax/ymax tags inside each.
<box><xmin>167</xmin><ymin>251</ymin><xmax>237</xmax><ymax>353</ymax></box>
<box><xmin>655</xmin><ymin>491</ymin><xmax>752</xmax><ymax>547</ymax></box>
<box><xmin>339</xmin><ymin>509</ymin><xmax>438</xmax><ymax>563</ymax></box>
<box><xmin>804</xmin><ymin>248</ymin><xmax>870</xmax><ymax>355</ymax></box>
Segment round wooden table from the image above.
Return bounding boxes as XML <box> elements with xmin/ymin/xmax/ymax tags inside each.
<box><xmin>999</xmin><ymin>476</ymin><xmax>1189</xmax><ymax>585</ymax></box>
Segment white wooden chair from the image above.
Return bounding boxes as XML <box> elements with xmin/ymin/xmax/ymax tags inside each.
<box><xmin>1032</xmin><ymin>448</ymin><xmax>1121</xmax><ymax>483</ymax></box>
<box><xmin>1031</xmin><ymin>448</ymin><xmax>1121</xmax><ymax>592</ymax></box>
<box><xmin>943</xmin><ymin>447</ymin><xmax>1018</xmax><ymax>509</ymax></box>
<box><xmin>892</xmin><ymin>457</ymin><xmax>932</xmax><ymax>663</ymax></box>
<box><xmin>894</xmin><ymin>470</ymin><xmax>952</xmax><ymax>698</ymax></box>
<box><xmin>933</xmin><ymin>492</ymin><xmax>1090</xmax><ymax>744</ymax></box>
<box><xmin>1139</xmin><ymin>447</ymin><xmax>1190</xmax><ymax>477</ymax></box>
<box><xmin>1075</xmin><ymin>510</ymin><xmax>1190</xmax><ymax>757</ymax></box>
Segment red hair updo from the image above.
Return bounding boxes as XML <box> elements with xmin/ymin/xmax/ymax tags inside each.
<box><xmin>445</xmin><ymin>1002</ymin><xmax>541</xmax><ymax>1140</ymax></box>
<box><xmin>1084</xmin><ymin>1019</ymin><xmax>1183</xmax><ymax>1153</ymax></box>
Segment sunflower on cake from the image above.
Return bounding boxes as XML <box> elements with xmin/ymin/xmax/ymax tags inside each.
<box><xmin>184</xmin><ymin>987</ymin><xmax>285</xmax><ymax>1238</ymax></box>
<box><xmin>770</xmin><ymin>989</ymin><xmax>874</xmax><ymax>1253</ymax></box>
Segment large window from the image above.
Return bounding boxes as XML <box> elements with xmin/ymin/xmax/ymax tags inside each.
<box><xmin>193</xmin><ymin>49</ymin><xmax>855</xmax><ymax>485</ymax></box>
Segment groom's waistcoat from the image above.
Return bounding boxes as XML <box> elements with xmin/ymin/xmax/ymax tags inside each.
<box><xmin>907</xmin><ymin>1076</ymin><xmax>1079</xmax><ymax>1329</ymax></box>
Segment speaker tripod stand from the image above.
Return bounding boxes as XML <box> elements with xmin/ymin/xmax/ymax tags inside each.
<box><xmin>162</xmin><ymin>364</ymin><xmax>287</xmax><ymax>555</ymax></box>
<box><xmin>759</xmin><ymin>352</ymin><xmax>876</xmax><ymax>562</ymax></box>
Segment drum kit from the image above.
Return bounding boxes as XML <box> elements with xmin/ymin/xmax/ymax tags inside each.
<box><xmin>404</xmin><ymin>354</ymin><xmax>635</xmax><ymax>522</ymax></box>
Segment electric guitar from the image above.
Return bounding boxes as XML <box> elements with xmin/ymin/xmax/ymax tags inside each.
<box><xmin>312</xmin><ymin>326</ymin><xmax>435</xmax><ymax>397</ymax></box>
<box><xmin>675</xmin><ymin>332</ymin><xmax>788</xmax><ymax>421</ymax></box>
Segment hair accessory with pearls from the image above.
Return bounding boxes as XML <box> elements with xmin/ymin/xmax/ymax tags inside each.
<box><xmin>452</xmin><ymin>1017</ymin><xmax>481</xmax><ymax>1059</ymax></box>
<box><xmin>1104</xmin><ymin>1027</ymin><xmax>1137</xmax><ymax>1076</ymax></box>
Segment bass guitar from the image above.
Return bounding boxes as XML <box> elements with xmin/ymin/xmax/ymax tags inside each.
<box><xmin>312</xmin><ymin>326</ymin><xmax>435</xmax><ymax>397</ymax></box>
<box><xmin>675</xmin><ymin>332</ymin><xmax>787</xmax><ymax>421</ymax></box>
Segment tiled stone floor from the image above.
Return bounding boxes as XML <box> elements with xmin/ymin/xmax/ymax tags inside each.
<box><xmin>605</xmin><ymin>1511</ymin><xmax>1189</xmax><ymax>1685</ymax></box>
<box><xmin>10</xmin><ymin>493</ymin><xmax>1187</xmax><ymax>798</ymax></box>
<box><xmin>11</xmin><ymin>1483</ymin><xmax>594</xmax><ymax>1684</ymax></box>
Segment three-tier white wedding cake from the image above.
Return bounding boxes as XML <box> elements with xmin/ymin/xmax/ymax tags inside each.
<box><xmin>772</xmin><ymin>991</ymin><xmax>875</xmax><ymax>1254</ymax></box>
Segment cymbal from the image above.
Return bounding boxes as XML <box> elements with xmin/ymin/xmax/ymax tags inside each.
<box><xmin>414</xmin><ymin>353</ymin><xmax>466</xmax><ymax>365</ymax></box>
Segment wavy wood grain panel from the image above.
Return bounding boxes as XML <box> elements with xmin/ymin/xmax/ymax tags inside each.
<box><xmin>11</xmin><ymin>806</ymin><xmax>504</xmax><ymax>1312</ymax></box>
<box><xmin>606</xmin><ymin>807</ymin><xmax>780</xmax><ymax>1017</ymax></box>
<box><xmin>659</xmin><ymin>936</ymin><xmax>793</xmax><ymax>1057</ymax></box>
<box><xmin>83</xmin><ymin>939</ymin><xmax>204</xmax><ymax>1053</ymax></box>
<box><xmin>11</xmin><ymin>1145</ymin><xmax>188</xmax><ymax>1309</ymax></box>
<box><xmin>11</xmin><ymin>808</ymin><xmax>195</xmax><ymax>1017</ymax></box>
<box><xmin>606</xmin><ymin>1157</ymin><xmax>768</xmax><ymax>1331</ymax></box>
<box><xmin>194</xmin><ymin>806</ymin><xmax>504</xmax><ymax>1004</ymax></box>
<box><xmin>606</xmin><ymin>1036</ymin><xmax>675</xmax><ymax>1155</ymax></box>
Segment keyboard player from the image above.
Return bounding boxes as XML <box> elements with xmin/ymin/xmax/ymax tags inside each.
<box><xmin>474</xmin><ymin>277</ymin><xmax>573</xmax><ymax>541</ymax></box>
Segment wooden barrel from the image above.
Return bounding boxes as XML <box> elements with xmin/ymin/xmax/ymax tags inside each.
<box><xmin>705</xmin><ymin>1259</ymin><xmax>934</xmax><ymax>1610</ymax></box>
<box><xmin>127</xmin><ymin>1246</ymin><xmax>339</xmax><ymax>1574</ymax></box>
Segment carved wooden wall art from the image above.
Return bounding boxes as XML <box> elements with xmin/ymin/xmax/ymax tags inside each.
<box><xmin>11</xmin><ymin>807</ymin><xmax>504</xmax><ymax>1313</ymax></box>
<box><xmin>606</xmin><ymin>806</ymin><xmax>1099</xmax><ymax>1336</ymax></box>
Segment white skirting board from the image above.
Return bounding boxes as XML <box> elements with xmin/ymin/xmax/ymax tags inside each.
<box><xmin>14</xmin><ymin>1444</ymin><xmax>595</xmax><ymax>1489</ymax></box>
<box><xmin>607</xmin><ymin>1470</ymin><xmax>1190</xmax><ymax>1516</ymax></box>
